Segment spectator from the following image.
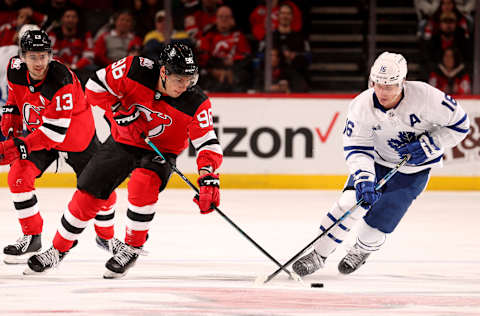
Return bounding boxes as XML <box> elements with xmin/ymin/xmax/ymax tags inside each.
<box><xmin>424</xmin><ymin>11</ymin><xmax>472</xmax><ymax>72</ymax></box>
<box><xmin>254</xmin><ymin>47</ymin><xmax>308</xmax><ymax>93</ymax></box>
<box><xmin>258</xmin><ymin>3</ymin><xmax>311</xmax><ymax>83</ymax></box>
<box><xmin>420</xmin><ymin>0</ymin><xmax>471</xmax><ymax>40</ymax></box>
<box><xmin>131</xmin><ymin>0</ymin><xmax>163</xmax><ymax>38</ymax></box>
<box><xmin>429</xmin><ymin>47</ymin><xmax>471</xmax><ymax>95</ymax></box>
<box><xmin>41</xmin><ymin>0</ymin><xmax>71</xmax><ymax>32</ymax></box>
<box><xmin>0</xmin><ymin>0</ymin><xmax>30</xmax><ymax>26</ymax></box>
<box><xmin>184</xmin><ymin>0</ymin><xmax>220</xmax><ymax>44</ymax></box>
<box><xmin>0</xmin><ymin>6</ymin><xmax>46</xmax><ymax>46</ymax></box>
<box><xmin>48</xmin><ymin>7</ymin><xmax>95</xmax><ymax>85</ymax></box>
<box><xmin>198</xmin><ymin>5</ymin><xmax>251</xmax><ymax>92</ymax></box>
<box><xmin>93</xmin><ymin>10</ymin><xmax>142</xmax><ymax>68</ymax></box>
<box><xmin>249</xmin><ymin>0</ymin><xmax>302</xmax><ymax>41</ymax></box>
<box><xmin>143</xmin><ymin>10</ymin><xmax>192</xmax><ymax>62</ymax></box>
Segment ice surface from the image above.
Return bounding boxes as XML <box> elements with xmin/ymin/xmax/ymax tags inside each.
<box><xmin>1</xmin><ymin>188</ymin><xmax>479</xmax><ymax>315</ymax></box>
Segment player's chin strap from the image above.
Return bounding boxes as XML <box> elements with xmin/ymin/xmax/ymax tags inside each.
<box><xmin>140</xmin><ymin>133</ymin><xmax>297</xmax><ymax>280</ymax></box>
<box><xmin>263</xmin><ymin>154</ymin><xmax>411</xmax><ymax>284</ymax></box>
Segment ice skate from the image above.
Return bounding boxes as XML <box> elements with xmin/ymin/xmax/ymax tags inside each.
<box><xmin>338</xmin><ymin>243</ymin><xmax>371</xmax><ymax>274</ymax></box>
<box><xmin>24</xmin><ymin>240</ymin><xmax>78</xmax><ymax>274</ymax></box>
<box><xmin>3</xmin><ymin>234</ymin><xmax>41</xmax><ymax>264</ymax></box>
<box><xmin>95</xmin><ymin>236</ymin><xmax>123</xmax><ymax>255</ymax></box>
<box><xmin>103</xmin><ymin>243</ymin><xmax>144</xmax><ymax>279</ymax></box>
<box><xmin>292</xmin><ymin>250</ymin><xmax>325</xmax><ymax>277</ymax></box>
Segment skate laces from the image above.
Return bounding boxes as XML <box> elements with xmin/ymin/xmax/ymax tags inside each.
<box><xmin>298</xmin><ymin>250</ymin><xmax>324</xmax><ymax>271</ymax></box>
<box><xmin>36</xmin><ymin>247</ymin><xmax>60</xmax><ymax>267</ymax></box>
<box><xmin>107</xmin><ymin>238</ymin><xmax>123</xmax><ymax>254</ymax></box>
<box><xmin>344</xmin><ymin>245</ymin><xmax>369</xmax><ymax>268</ymax></box>
<box><xmin>13</xmin><ymin>235</ymin><xmax>32</xmax><ymax>252</ymax></box>
<box><xmin>113</xmin><ymin>244</ymin><xmax>146</xmax><ymax>265</ymax></box>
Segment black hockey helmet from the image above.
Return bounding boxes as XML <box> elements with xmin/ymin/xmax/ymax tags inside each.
<box><xmin>20</xmin><ymin>30</ymin><xmax>52</xmax><ymax>55</ymax></box>
<box><xmin>160</xmin><ymin>42</ymin><xmax>198</xmax><ymax>77</ymax></box>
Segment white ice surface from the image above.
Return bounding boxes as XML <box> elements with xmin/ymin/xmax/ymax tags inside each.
<box><xmin>1</xmin><ymin>188</ymin><xmax>479</xmax><ymax>315</ymax></box>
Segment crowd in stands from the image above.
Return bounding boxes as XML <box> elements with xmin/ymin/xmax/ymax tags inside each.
<box><xmin>0</xmin><ymin>0</ymin><xmax>476</xmax><ymax>95</ymax></box>
<box><xmin>415</xmin><ymin>0</ymin><xmax>475</xmax><ymax>95</ymax></box>
<box><xmin>0</xmin><ymin>0</ymin><xmax>312</xmax><ymax>94</ymax></box>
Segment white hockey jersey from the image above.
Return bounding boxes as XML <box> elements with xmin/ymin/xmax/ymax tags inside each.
<box><xmin>343</xmin><ymin>81</ymin><xmax>470</xmax><ymax>175</ymax></box>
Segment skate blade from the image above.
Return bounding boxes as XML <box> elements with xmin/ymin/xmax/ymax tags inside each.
<box><xmin>23</xmin><ymin>265</ymin><xmax>47</xmax><ymax>275</ymax></box>
<box><xmin>3</xmin><ymin>251</ymin><xmax>41</xmax><ymax>264</ymax></box>
<box><xmin>103</xmin><ymin>269</ymin><xmax>126</xmax><ymax>279</ymax></box>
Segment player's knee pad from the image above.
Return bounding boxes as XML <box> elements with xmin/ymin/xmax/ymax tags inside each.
<box><xmin>7</xmin><ymin>159</ymin><xmax>40</xmax><ymax>193</ymax></box>
<box><xmin>128</xmin><ymin>168</ymin><xmax>161</xmax><ymax>207</ymax></box>
<box><xmin>68</xmin><ymin>189</ymin><xmax>107</xmax><ymax>221</ymax></box>
<box><xmin>100</xmin><ymin>190</ymin><xmax>117</xmax><ymax>211</ymax></box>
<box><xmin>356</xmin><ymin>219</ymin><xmax>386</xmax><ymax>252</ymax></box>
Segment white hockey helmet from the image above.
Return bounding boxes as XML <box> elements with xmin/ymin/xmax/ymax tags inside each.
<box><xmin>369</xmin><ymin>52</ymin><xmax>407</xmax><ymax>87</ymax></box>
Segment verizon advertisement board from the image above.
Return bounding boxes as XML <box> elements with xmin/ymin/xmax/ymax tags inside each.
<box><xmin>1</xmin><ymin>96</ymin><xmax>479</xmax><ymax>178</ymax></box>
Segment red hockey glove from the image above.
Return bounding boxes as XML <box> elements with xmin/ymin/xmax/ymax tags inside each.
<box><xmin>1</xmin><ymin>105</ymin><xmax>23</xmax><ymax>138</ymax></box>
<box><xmin>0</xmin><ymin>138</ymin><xmax>29</xmax><ymax>165</ymax></box>
<box><xmin>193</xmin><ymin>173</ymin><xmax>220</xmax><ymax>214</ymax></box>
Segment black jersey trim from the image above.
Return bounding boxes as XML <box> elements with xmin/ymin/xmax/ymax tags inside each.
<box><xmin>42</xmin><ymin>122</ymin><xmax>68</xmax><ymax>135</ymax></box>
<box><xmin>41</xmin><ymin>61</ymin><xmax>74</xmax><ymax>100</ymax></box>
<box><xmin>161</xmin><ymin>85</ymin><xmax>208</xmax><ymax>117</ymax></box>
<box><xmin>126</xmin><ymin>56</ymin><xmax>159</xmax><ymax>91</ymax></box>
<box><xmin>195</xmin><ymin>138</ymin><xmax>220</xmax><ymax>151</ymax></box>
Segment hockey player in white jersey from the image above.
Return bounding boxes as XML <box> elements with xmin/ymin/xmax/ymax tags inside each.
<box><xmin>292</xmin><ymin>52</ymin><xmax>470</xmax><ymax>276</ymax></box>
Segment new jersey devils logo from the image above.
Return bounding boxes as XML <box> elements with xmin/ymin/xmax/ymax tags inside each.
<box><xmin>136</xmin><ymin>104</ymin><xmax>172</xmax><ymax>137</ymax></box>
<box><xmin>23</xmin><ymin>102</ymin><xmax>44</xmax><ymax>129</ymax></box>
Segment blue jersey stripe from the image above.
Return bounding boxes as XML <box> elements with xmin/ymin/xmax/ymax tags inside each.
<box><xmin>446</xmin><ymin>125</ymin><xmax>469</xmax><ymax>133</ymax></box>
<box><xmin>449</xmin><ymin>113</ymin><xmax>468</xmax><ymax>127</ymax></box>
<box><xmin>344</xmin><ymin>145</ymin><xmax>374</xmax><ymax>151</ymax></box>
<box><xmin>345</xmin><ymin>150</ymin><xmax>375</xmax><ymax>160</ymax></box>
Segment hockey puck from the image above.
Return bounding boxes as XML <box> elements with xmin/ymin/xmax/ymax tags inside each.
<box><xmin>310</xmin><ymin>282</ymin><xmax>324</xmax><ymax>288</ymax></box>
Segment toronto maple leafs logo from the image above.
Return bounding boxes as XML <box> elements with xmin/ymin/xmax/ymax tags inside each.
<box><xmin>388</xmin><ymin>131</ymin><xmax>416</xmax><ymax>158</ymax></box>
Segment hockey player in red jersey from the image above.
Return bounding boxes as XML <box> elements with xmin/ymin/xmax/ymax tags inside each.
<box><xmin>26</xmin><ymin>43</ymin><xmax>223</xmax><ymax>278</ymax></box>
<box><xmin>0</xmin><ymin>30</ymin><xmax>117</xmax><ymax>264</ymax></box>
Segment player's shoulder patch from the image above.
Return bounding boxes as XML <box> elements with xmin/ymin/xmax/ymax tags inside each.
<box><xmin>126</xmin><ymin>56</ymin><xmax>159</xmax><ymax>90</ymax></box>
<box><xmin>41</xmin><ymin>61</ymin><xmax>74</xmax><ymax>100</ymax></box>
<box><xmin>7</xmin><ymin>56</ymin><xmax>28</xmax><ymax>85</ymax></box>
<box><xmin>163</xmin><ymin>85</ymin><xmax>208</xmax><ymax>117</ymax></box>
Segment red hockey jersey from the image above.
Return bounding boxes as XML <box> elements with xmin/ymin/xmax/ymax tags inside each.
<box><xmin>6</xmin><ymin>57</ymin><xmax>95</xmax><ymax>152</ymax></box>
<box><xmin>48</xmin><ymin>29</ymin><xmax>95</xmax><ymax>70</ymax></box>
<box><xmin>84</xmin><ymin>56</ymin><xmax>223</xmax><ymax>171</ymax></box>
<box><xmin>198</xmin><ymin>30</ymin><xmax>251</xmax><ymax>66</ymax></box>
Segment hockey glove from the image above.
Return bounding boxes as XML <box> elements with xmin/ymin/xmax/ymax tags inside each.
<box><xmin>398</xmin><ymin>133</ymin><xmax>441</xmax><ymax>165</ymax></box>
<box><xmin>1</xmin><ymin>105</ymin><xmax>23</xmax><ymax>138</ymax></box>
<box><xmin>193</xmin><ymin>173</ymin><xmax>220</xmax><ymax>214</ymax></box>
<box><xmin>353</xmin><ymin>170</ymin><xmax>381</xmax><ymax>209</ymax></box>
<box><xmin>112</xmin><ymin>105</ymin><xmax>140</xmax><ymax>126</ymax></box>
<box><xmin>0</xmin><ymin>138</ymin><xmax>29</xmax><ymax>165</ymax></box>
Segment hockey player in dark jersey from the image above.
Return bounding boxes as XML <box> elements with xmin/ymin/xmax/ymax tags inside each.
<box><xmin>0</xmin><ymin>30</ymin><xmax>117</xmax><ymax>264</ymax></box>
<box><xmin>26</xmin><ymin>43</ymin><xmax>223</xmax><ymax>278</ymax></box>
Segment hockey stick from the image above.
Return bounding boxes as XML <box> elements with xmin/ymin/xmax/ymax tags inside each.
<box><xmin>142</xmin><ymin>134</ymin><xmax>298</xmax><ymax>280</ymax></box>
<box><xmin>263</xmin><ymin>154</ymin><xmax>411</xmax><ymax>284</ymax></box>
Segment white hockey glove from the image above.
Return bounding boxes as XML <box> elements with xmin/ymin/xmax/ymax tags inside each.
<box><xmin>398</xmin><ymin>133</ymin><xmax>441</xmax><ymax>165</ymax></box>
